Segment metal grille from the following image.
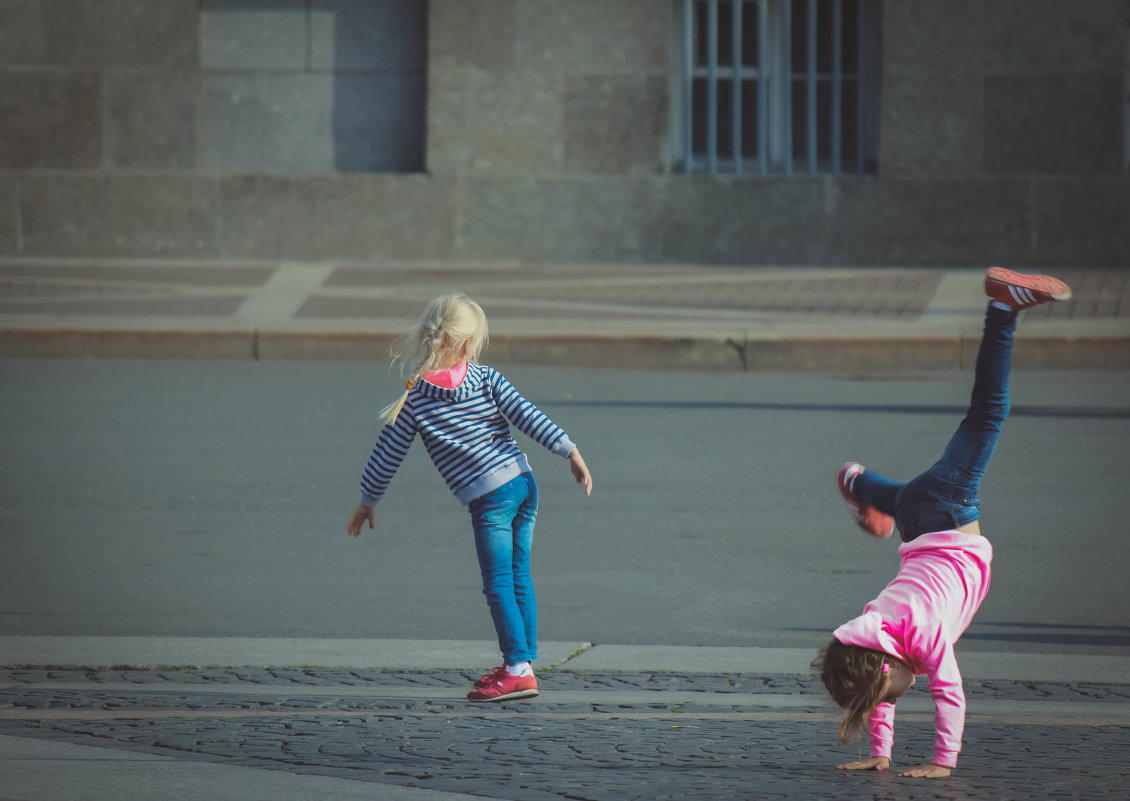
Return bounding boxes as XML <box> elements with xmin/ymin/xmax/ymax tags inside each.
<box><xmin>679</xmin><ymin>0</ymin><xmax>881</xmax><ymax>175</ymax></box>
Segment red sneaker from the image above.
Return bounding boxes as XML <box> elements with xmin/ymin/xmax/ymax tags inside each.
<box><xmin>467</xmin><ymin>670</ymin><xmax>539</xmax><ymax>702</ymax></box>
<box><xmin>837</xmin><ymin>463</ymin><xmax>894</xmax><ymax>539</ymax></box>
<box><xmin>985</xmin><ymin>267</ymin><xmax>1072</xmax><ymax>310</ymax></box>
<box><xmin>473</xmin><ymin>666</ymin><xmax>505</xmax><ymax>690</ymax></box>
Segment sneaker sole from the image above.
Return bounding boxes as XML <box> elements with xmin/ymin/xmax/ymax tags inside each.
<box><xmin>468</xmin><ymin>689</ymin><xmax>539</xmax><ymax>703</ymax></box>
<box><xmin>986</xmin><ymin>267</ymin><xmax>1072</xmax><ymax>301</ymax></box>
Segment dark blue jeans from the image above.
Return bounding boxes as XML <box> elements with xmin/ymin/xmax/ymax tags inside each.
<box><xmin>855</xmin><ymin>306</ymin><xmax>1017</xmax><ymax>541</ymax></box>
<box><xmin>469</xmin><ymin>472</ymin><xmax>539</xmax><ymax>664</ymax></box>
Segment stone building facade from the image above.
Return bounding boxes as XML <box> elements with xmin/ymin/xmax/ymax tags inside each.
<box><xmin>1</xmin><ymin>0</ymin><xmax>1127</xmax><ymax>266</ymax></box>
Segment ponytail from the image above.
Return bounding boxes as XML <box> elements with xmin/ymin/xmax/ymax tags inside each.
<box><xmin>379</xmin><ymin>377</ymin><xmax>418</xmax><ymax>424</ymax></box>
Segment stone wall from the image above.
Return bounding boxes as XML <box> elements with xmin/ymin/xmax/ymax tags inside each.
<box><xmin>872</xmin><ymin>0</ymin><xmax>1130</xmax><ymax>266</ymax></box>
<box><xmin>0</xmin><ymin>0</ymin><xmax>1127</xmax><ymax>266</ymax></box>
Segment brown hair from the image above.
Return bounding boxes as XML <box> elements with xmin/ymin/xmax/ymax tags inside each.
<box><xmin>812</xmin><ymin>638</ymin><xmax>891</xmax><ymax>743</ymax></box>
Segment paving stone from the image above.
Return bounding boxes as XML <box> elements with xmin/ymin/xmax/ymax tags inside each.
<box><xmin>1</xmin><ymin>667</ymin><xmax>1128</xmax><ymax>800</ymax></box>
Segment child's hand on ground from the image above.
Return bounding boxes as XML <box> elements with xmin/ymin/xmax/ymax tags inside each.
<box><xmin>899</xmin><ymin>763</ymin><xmax>952</xmax><ymax>778</ymax></box>
<box><xmin>835</xmin><ymin>757</ymin><xmax>890</xmax><ymax>771</ymax></box>
<box><xmin>568</xmin><ymin>448</ymin><xmax>593</xmax><ymax>496</ymax></box>
<box><xmin>346</xmin><ymin>505</ymin><xmax>375</xmax><ymax>537</ymax></box>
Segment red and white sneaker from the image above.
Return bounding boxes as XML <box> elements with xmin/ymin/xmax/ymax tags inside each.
<box><xmin>836</xmin><ymin>463</ymin><xmax>894</xmax><ymax>539</ymax></box>
<box><xmin>473</xmin><ymin>666</ymin><xmax>505</xmax><ymax>690</ymax></box>
<box><xmin>468</xmin><ymin>670</ymin><xmax>539</xmax><ymax>702</ymax></box>
<box><xmin>985</xmin><ymin>267</ymin><xmax>1072</xmax><ymax>311</ymax></box>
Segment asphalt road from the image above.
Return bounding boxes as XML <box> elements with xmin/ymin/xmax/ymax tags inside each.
<box><xmin>2</xmin><ymin>359</ymin><xmax>1128</xmax><ymax>656</ymax></box>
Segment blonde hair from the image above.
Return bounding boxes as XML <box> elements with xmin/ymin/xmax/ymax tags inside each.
<box><xmin>379</xmin><ymin>293</ymin><xmax>489</xmax><ymax>423</ymax></box>
<box><xmin>812</xmin><ymin>639</ymin><xmax>892</xmax><ymax>743</ymax></box>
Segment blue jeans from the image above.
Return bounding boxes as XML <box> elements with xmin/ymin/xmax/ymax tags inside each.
<box><xmin>855</xmin><ymin>306</ymin><xmax>1017</xmax><ymax>541</ymax></box>
<box><xmin>469</xmin><ymin>472</ymin><xmax>539</xmax><ymax>664</ymax></box>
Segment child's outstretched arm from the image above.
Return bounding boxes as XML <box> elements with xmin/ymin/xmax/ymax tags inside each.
<box><xmin>568</xmin><ymin>447</ymin><xmax>593</xmax><ymax>496</ymax></box>
<box><xmin>346</xmin><ymin>504</ymin><xmax>375</xmax><ymax>537</ymax></box>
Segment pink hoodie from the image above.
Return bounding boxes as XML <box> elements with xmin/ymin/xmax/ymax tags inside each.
<box><xmin>832</xmin><ymin>530</ymin><xmax>993</xmax><ymax>768</ymax></box>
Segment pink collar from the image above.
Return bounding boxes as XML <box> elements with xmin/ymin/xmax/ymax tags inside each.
<box><xmin>422</xmin><ymin>360</ymin><xmax>469</xmax><ymax>389</ymax></box>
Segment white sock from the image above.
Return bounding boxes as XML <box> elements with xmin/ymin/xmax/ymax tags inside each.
<box><xmin>990</xmin><ymin>300</ymin><xmax>1014</xmax><ymax>312</ymax></box>
<box><xmin>506</xmin><ymin>661</ymin><xmax>532</xmax><ymax>677</ymax></box>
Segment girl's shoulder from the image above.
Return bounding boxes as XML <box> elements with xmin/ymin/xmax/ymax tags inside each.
<box><xmin>469</xmin><ymin>362</ymin><xmax>503</xmax><ymax>384</ymax></box>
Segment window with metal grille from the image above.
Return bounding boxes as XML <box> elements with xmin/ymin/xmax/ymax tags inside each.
<box><xmin>676</xmin><ymin>0</ymin><xmax>882</xmax><ymax>175</ymax></box>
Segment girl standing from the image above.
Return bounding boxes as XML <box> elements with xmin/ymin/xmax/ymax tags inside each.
<box><xmin>814</xmin><ymin>267</ymin><xmax>1072</xmax><ymax>778</ymax></box>
<box><xmin>346</xmin><ymin>293</ymin><xmax>592</xmax><ymax>702</ymax></box>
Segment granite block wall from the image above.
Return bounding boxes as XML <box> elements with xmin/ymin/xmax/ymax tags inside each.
<box><xmin>217</xmin><ymin>173</ymin><xmax>456</xmax><ymax>260</ymax></box>
<box><xmin>427</xmin><ymin>0</ymin><xmax>669</xmax><ymax>177</ymax></box>
<box><xmin>197</xmin><ymin>0</ymin><xmax>425</xmax><ymax>174</ymax></box>
<box><xmin>18</xmin><ymin>174</ymin><xmax>220</xmax><ymax>257</ymax></box>
<box><xmin>444</xmin><ymin>0</ymin><xmax>1127</xmax><ymax>266</ymax></box>
<box><xmin>0</xmin><ymin>176</ymin><xmax>18</xmax><ymax>252</ymax></box>
<box><xmin>0</xmin><ymin>0</ymin><xmax>1126</xmax><ymax>266</ymax></box>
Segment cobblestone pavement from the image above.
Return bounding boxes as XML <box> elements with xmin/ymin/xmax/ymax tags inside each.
<box><xmin>2</xmin><ymin>668</ymin><xmax>1128</xmax><ymax>800</ymax></box>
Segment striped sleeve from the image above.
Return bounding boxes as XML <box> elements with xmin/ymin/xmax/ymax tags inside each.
<box><xmin>358</xmin><ymin>402</ymin><xmax>418</xmax><ymax>506</ymax></box>
<box><xmin>487</xmin><ymin>369</ymin><xmax>575</xmax><ymax>457</ymax></box>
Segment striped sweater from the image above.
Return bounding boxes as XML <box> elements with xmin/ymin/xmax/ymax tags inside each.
<box><xmin>359</xmin><ymin>362</ymin><xmax>576</xmax><ymax>506</ymax></box>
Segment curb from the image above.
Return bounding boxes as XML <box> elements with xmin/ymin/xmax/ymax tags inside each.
<box><xmin>3</xmin><ymin>328</ymin><xmax>1129</xmax><ymax>370</ymax></box>
<box><xmin>5</xmin><ymin>638</ymin><xmax>1130</xmax><ymax>684</ymax></box>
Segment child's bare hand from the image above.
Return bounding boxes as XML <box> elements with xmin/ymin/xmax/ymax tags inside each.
<box><xmin>568</xmin><ymin>448</ymin><xmax>593</xmax><ymax>496</ymax></box>
<box><xmin>836</xmin><ymin>757</ymin><xmax>890</xmax><ymax>771</ymax></box>
<box><xmin>346</xmin><ymin>505</ymin><xmax>375</xmax><ymax>537</ymax></box>
<box><xmin>899</xmin><ymin>763</ymin><xmax>952</xmax><ymax>778</ymax></box>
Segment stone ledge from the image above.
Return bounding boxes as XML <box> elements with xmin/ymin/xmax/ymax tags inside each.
<box><xmin>3</xmin><ymin>328</ymin><xmax>1128</xmax><ymax>370</ymax></box>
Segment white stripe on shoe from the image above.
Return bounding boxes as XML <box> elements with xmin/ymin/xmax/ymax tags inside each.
<box><xmin>1007</xmin><ymin>286</ymin><xmax>1037</xmax><ymax>307</ymax></box>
